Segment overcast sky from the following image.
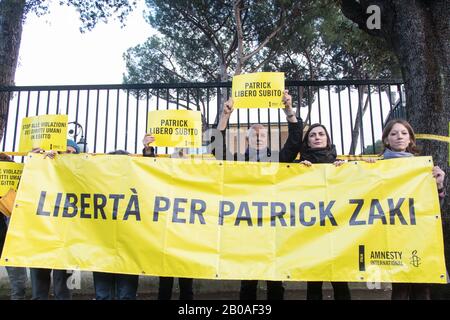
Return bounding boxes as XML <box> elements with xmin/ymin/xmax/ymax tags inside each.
<box><xmin>15</xmin><ymin>1</ymin><xmax>154</xmax><ymax>86</ymax></box>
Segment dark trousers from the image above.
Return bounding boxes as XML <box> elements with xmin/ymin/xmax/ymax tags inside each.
<box><xmin>30</xmin><ymin>268</ymin><xmax>71</xmax><ymax>300</ymax></box>
<box><xmin>6</xmin><ymin>267</ymin><xmax>27</xmax><ymax>300</ymax></box>
<box><xmin>391</xmin><ymin>283</ymin><xmax>431</xmax><ymax>300</ymax></box>
<box><xmin>93</xmin><ymin>272</ymin><xmax>139</xmax><ymax>300</ymax></box>
<box><xmin>158</xmin><ymin>277</ymin><xmax>194</xmax><ymax>300</ymax></box>
<box><xmin>306</xmin><ymin>281</ymin><xmax>351</xmax><ymax>300</ymax></box>
<box><xmin>240</xmin><ymin>280</ymin><xmax>284</xmax><ymax>300</ymax></box>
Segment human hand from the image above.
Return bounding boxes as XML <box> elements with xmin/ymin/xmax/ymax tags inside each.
<box><xmin>300</xmin><ymin>160</ymin><xmax>312</xmax><ymax>167</ymax></box>
<box><xmin>433</xmin><ymin>166</ymin><xmax>445</xmax><ymax>189</ymax></box>
<box><xmin>223</xmin><ymin>99</ymin><xmax>234</xmax><ymax>116</ymax></box>
<box><xmin>363</xmin><ymin>158</ymin><xmax>377</xmax><ymax>163</ymax></box>
<box><xmin>142</xmin><ymin>134</ymin><xmax>155</xmax><ymax>147</ymax></box>
<box><xmin>333</xmin><ymin>160</ymin><xmax>346</xmax><ymax>167</ymax></box>
<box><xmin>282</xmin><ymin>90</ymin><xmax>293</xmax><ymax>110</ymax></box>
<box><xmin>282</xmin><ymin>90</ymin><xmax>297</xmax><ymax>122</ymax></box>
<box><xmin>31</xmin><ymin>147</ymin><xmax>45</xmax><ymax>154</ymax></box>
<box><xmin>43</xmin><ymin>150</ymin><xmax>58</xmax><ymax>159</ymax></box>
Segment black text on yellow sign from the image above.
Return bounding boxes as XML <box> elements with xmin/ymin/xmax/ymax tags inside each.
<box><xmin>0</xmin><ymin>162</ymin><xmax>23</xmax><ymax>196</ymax></box>
<box><xmin>35</xmin><ymin>192</ymin><xmax>418</xmax><ymax>227</ymax></box>
<box><xmin>1</xmin><ymin>155</ymin><xmax>445</xmax><ymax>283</ymax></box>
<box><xmin>147</xmin><ymin>110</ymin><xmax>202</xmax><ymax>148</ymax></box>
<box><xmin>19</xmin><ymin>114</ymin><xmax>68</xmax><ymax>152</ymax></box>
<box><xmin>232</xmin><ymin>72</ymin><xmax>285</xmax><ymax>108</ymax></box>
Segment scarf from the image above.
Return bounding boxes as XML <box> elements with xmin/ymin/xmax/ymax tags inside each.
<box><xmin>299</xmin><ymin>145</ymin><xmax>337</xmax><ymax>164</ymax></box>
<box><xmin>382</xmin><ymin>148</ymin><xmax>414</xmax><ymax>159</ymax></box>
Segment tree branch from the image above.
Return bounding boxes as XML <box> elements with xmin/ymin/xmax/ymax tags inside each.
<box><xmin>176</xmin><ymin>6</ymin><xmax>225</xmax><ymax>63</ymax></box>
<box><xmin>241</xmin><ymin>10</ymin><xmax>287</xmax><ymax>63</ymax></box>
<box><xmin>233</xmin><ymin>0</ymin><xmax>245</xmax><ymax>75</ymax></box>
<box><xmin>250</xmin><ymin>45</ymin><xmax>282</xmax><ymax>73</ymax></box>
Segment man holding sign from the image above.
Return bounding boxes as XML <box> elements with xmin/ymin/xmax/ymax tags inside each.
<box><xmin>218</xmin><ymin>90</ymin><xmax>302</xmax><ymax>163</ymax></box>
<box><xmin>217</xmin><ymin>87</ymin><xmax>303</xmax><ymax>300</ymax></box>
<box><xmin>232</xmin><ymin>72</ymin><xmax>285</xmax><ymax>109</ymax></box>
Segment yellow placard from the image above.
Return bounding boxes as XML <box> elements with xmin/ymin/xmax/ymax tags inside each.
<box><xmin>0</xmin><ymin>162</ymin><xmax>23</xmax><ymax>196</ymax></box>
<box><xmin>232</xmin><ymin>72</ymin><xmax>285</xmax><ymax>108</ymax></box>
<box><xmin>0</xmin><ymin>189</ymin><xmax>17</xmax><ymax>217</ymax></box>
<box><xmin>147</xmin><ymin>110</ymin><xmax>202</xmax><ymax>148</ymax></box>
<box><xmin>19</xmin><ymin>114</ymin><xmax>68</xmax><ymax>152</ymax></box>
<box><xmin>0</xmin><ymin>155</ymin><xmax>446</xmax><ymax>283</ymax></box>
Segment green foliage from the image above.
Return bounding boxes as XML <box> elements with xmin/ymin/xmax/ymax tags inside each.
<box><xmin>362</xmin><ymin>139</ymin><xmax>384</xmax><ymax>155</ymax></box>
<box><xmin>24</xmin><ymin>0</ymin><xmax>137</xmax><ymax>32</ymax></box>
<box><xmin>124</xmin><ymin>0</ymin><xmax>306</xmax><ymax>83</ymax></box>
<box><xmin>124</xmin><ymin>0</ymin><xmax>400</xmax><ymax>86</ymax></box>
<box><xmin>268</xmin><ymin>0</ymin><xmax>400</xmax><ymax>80</ymax></box>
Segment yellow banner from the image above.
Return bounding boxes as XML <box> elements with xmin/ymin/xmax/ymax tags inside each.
<box><xmin>232</xmin><ymin>72</ymin><xmax>285</xmax><ymax>108</ymax></box>
<box><xmin>0</xmin><ymin>155</ymin><xmax>446</xmax><ymax>283</ymax></box>
<box><xmin>19</xmin><ymin>114</ymin><xmax>68</xmax><ymax>152</ymax></box>
<box><xmin>0</xmin><ymin>162</ymin><xmax>23</xmax><ymax>196</ymax></box>
<box><xmin>147</xmin><ymin>110</ymin><xmax>202</xmax><ymax>148</ymax></box>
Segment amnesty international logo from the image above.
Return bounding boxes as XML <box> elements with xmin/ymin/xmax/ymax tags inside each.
<box><xmin>410</xmin><ymin>250</ymin><xmax>421</xmax><ymax>267</ymax></box>
<box><xmin>363</xmin><ymin>247</ymin><xmax>403</xmax><ymax>267</ymax></box>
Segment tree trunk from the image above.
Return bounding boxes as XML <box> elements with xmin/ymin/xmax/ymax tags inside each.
<box><xmin>387</xmin><ymin>0</ymin><xmax>449</xmax><ymax>212</ymax></box>
<box><xmin>341</xmin><ymin>0</ymin><xmax>449</xmax><ymax>295</ymax></box>
<box><xmin>0</xmin><ymin>0</ymin><xmax>25</xmax><ymax>145</ymax></box>
<box><xmin>388</xmin><ymin>2</ymin><xmax>449</xmax><ymax>288</ymax></box>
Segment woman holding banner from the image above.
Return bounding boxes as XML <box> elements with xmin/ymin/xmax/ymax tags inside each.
<box><xmin>380</xmin><ymin>119</ymin><xmax>445</xmax><ymax>300</ymax></box>
<box><xmin>142</xmin><ymin>134</ymin><xmax>194</xmax><ymax>300</ymax></box>
<box><xmin>299</xmin><ymin>124</ymin><xmax>352</xmax><ymax>300</ymax></box>
<box><xmin>92</xmin><ymin>149</ymin><xmax>140</xmax><ymax>300</ymax></box>
<box><xmin>0</xmin><ymin>153</ymin><xmax>28</xmax><ymax>300</ymax></box>
<box><xmin>29</xmin><ymin>139</ymin><xmax>80</xmax><ymax>300</ymax></box>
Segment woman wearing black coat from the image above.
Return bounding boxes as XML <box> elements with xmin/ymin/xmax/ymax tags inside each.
<box><xmin>299</xmin><ymin>123</ymin><xmax>351</xmax><ymax>300</ymax></box>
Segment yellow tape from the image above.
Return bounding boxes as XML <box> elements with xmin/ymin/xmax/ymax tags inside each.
<box><xmin>339</xmin><ymin>154</ymin><xmax>382</xmax><ymax>160</ymax></box>
<box><xmin>1</xmin><ymin>152</ymin><xmax>216</xmax><ymax>159</ymax></box>
<box><xmin>416</xmin><ymin>134</ymin><xmax>450</xmax><ymax>143</ymax></box>
<box><xmin>2</xmin><ymin>152</ymin><xmax>28</xmax><ymax>157</ymax></box>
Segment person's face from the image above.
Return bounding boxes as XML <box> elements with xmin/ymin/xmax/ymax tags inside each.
<box><xmin>66</xmin><ymin>146</ymin><xmax>77</xmax><ymax>154</ymax></box>
<box><xmin>248</xmin><ymin>126</ymin><xmax>268</xmax><ymax>151</ymax></box>
<box><xmin>385</xmin><ymin>123</ymin><xmax>410</xmax><ymax>152</ymax></box>
<box><xmin>307</xmin><ymin>126</ymin><xmax>328</xmax><ymax>149</ymax></box>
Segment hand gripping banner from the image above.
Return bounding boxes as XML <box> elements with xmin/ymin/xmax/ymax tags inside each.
<box><xmin>0</xmin><ymin>154</ymin><xmax>446</xmax><ymax>283</ymax></box>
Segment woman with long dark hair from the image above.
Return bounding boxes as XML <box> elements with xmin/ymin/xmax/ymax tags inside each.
<box><xmin>299</xmin><ymin>123</ymin><xmax>351</xmax><ymax>300</ymax></box>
